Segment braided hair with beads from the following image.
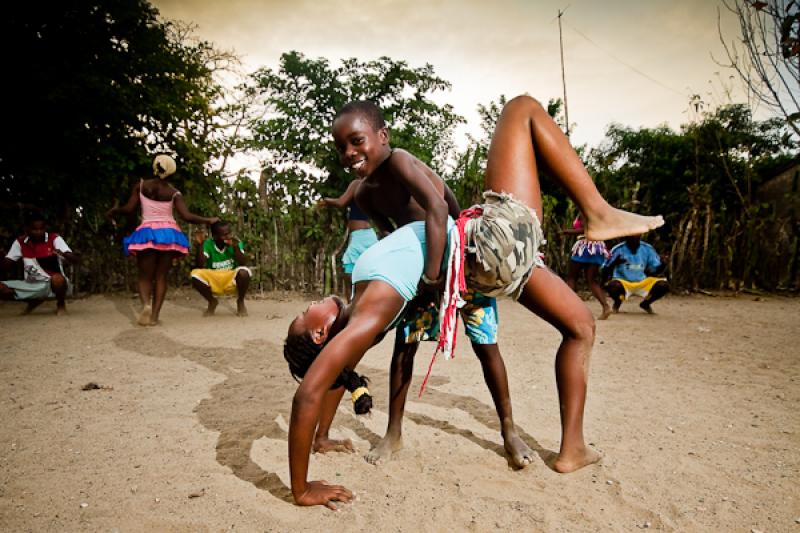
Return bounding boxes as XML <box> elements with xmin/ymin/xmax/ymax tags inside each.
<box><xmin>283</xmin><ymin>324</ymin><xmax>373</xmax><ymax>415</ymax></box>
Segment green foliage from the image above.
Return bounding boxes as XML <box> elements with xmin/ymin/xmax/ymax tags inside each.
<box><xmin>2</xmin><ymin>5</ymin><xmax>796</xmax><ymax>295</ymax></box>
<box><xmin>248</xmin><ymin>52</ymin><xmax>463</xmax><ymax>204</ymax></box>
<box><xmin>587</xmin><ymin>103</ymin><xmax>797</xmax><ymax>289</ymax></box>
<box><xmin>239</xmin><ymin>52</ymin><xmax>465</xmax><ymax>293</ymax></box>
<box><xmin>1</xmin><ymin>2</ymin><xmax>227</xmax><ymax>231</ymax></box>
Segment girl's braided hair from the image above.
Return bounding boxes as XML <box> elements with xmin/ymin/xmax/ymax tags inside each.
<box><xmin>283</xmin><ymin>315</ymin><xmax>373</xmax><ymax>415</ymax></box>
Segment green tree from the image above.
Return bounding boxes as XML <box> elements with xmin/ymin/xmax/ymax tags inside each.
<box><xmin>248</xmin><ymin>51</ymin><xmax>463</xmax><ymax>206</ymax></box>
<box><xmin>1</xmin><ymin>1</ymin><xmax>228</xmax><ymax>231</ymax></box>
<box><xmin>1</xmin><ymin>1</ymin><xmax>237</xmax><ymax>291</ymax></box>
<box><xmin>588</xmin><ymin>103</ymin><xmax>795</xmax><ymax>289</ymax></box>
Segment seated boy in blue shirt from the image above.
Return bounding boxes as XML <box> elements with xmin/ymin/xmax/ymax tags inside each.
<box><xmin>603</xmin><ymin>234</ymin><xmax>669</xmax><ymax>314</ymax></box>
<box><xmin>190</xmin><ymin>220</ymin><xmax>251</xmax><ymax>317</ymax></box>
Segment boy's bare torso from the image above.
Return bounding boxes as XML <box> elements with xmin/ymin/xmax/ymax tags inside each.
<box><xmin>354</xmin><ymin>149</ymin><xmax>444</xmax><ymax>231</ymax></box>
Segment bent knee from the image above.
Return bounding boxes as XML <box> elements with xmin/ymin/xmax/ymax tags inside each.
<box><xmin>605</xmin><ymin>280</ymin><xmax>623</xmax><ymax>294</ymax></box>
<box><xmin>565</xmin><ymin>310</ymin><xmax>595</xmax><ymax>344</ymax></box>
<box><xmin>236</xmin><ymin>269</ymin><xmax>251</xmax><ymax>281</ymax></box>
<box><xmin>504</xmin><ymin>94</ymin><xmax>544</xmax><ymax>114</ymax></box>
<box><xmin>49</xmin><ymin>274</ymin><xmax>66</xmax><ymax>289</ymax></box>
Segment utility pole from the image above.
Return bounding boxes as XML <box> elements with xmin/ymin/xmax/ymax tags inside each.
<box><xmin>557</xmin><ymin>8</ymin><xmax>571</xmax><ymax>137</ymax></box>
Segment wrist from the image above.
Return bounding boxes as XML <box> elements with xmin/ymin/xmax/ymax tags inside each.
<box><xmin>421</xmin><ymin>272</ymin><xmax>441</xmax><ymax>286</ymax></box>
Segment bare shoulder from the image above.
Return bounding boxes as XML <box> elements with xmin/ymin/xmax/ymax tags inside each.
<box><xmin>385</xmin><ymin>149</ymin><xmax>430</xmax><ymax>179</ymax></box>
<box><xmin>387</xmin><ymin>148</ymin><xmax>418</xmax><ymax>167</ymax></box>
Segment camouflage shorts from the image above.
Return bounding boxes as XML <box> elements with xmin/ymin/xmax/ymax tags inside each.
<box><xmin>464</xmin><ymin>191</ymin><xmax>545</xmax><ymax>300</ymax></box>
<box><xmin>397</xmin><ymin>289</ymin><xmax>498</xmax><ymax>345</ymax></box>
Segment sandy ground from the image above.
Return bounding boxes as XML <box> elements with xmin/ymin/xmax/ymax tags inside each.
<box><xmin>0</xmin><ymin>290</ymin><xmax>798</xmax><ymax>532</ymax></box>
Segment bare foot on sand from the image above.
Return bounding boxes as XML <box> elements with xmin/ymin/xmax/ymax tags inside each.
<box><xmin>503</xmin><ymin>430</ymin><xmax>535</xmax><ymax>469</ymax></box>
<box><xmin>639</xmin><ymin>301</ymin><xmax>655</xmax><ymax>314</ymax></box>
<box><xmin>612</xmin><ymin>301</ymin><xmax>621</xmax><ymax>313</ymax></box>
<box><xmin>552</xmin><ymin>445</ymin><xmax>602</xmax><ymax>473</ymax></box>
<box><xmin>137</xmin><ymin>305</ymin><xmax>152</xmax><ymax>326</ymax></box>
<box><xmin>365</xmin><ymin>434</ymin><xmax>403</xmax><ymax>465</ymax></box>
<box><xmin>598</xmin><ymin>307</ymin><xmax>612</xmax><ymax>320</ymax></box>
<box><xmin>55</xmin><ymin>305</ymin><xmax>68</xmax><ymax>316</ymax></box>
<box><xmin>585</xmin><ymin>207</ymin><xmax>664</xmax><ymax>241</ymax></box>
<box><xmin>313</xmin><ymin>437</ymin><xmax>354</xmax><ymax>454</ymax></box>
<box><xmin>236</xmin><ymin>300</ymin><xmax>248</xmax><ymax>317</ymax></box>
<box><xmin>203</xmin><ymin>298</ymin><xmax>218</xmax><ymax>317</ymax></box>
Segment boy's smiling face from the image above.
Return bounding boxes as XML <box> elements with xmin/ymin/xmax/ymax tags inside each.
<box><xmin>332</xmin><ymin>112</ymin><xmax>390</xmax><ymax>178</ymax></box>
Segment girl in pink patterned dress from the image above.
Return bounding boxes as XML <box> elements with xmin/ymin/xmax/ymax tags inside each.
<box><xmin>107</xmin><ymin>155</ymin><xmax>218</xmax><ymax>326</ymax></box>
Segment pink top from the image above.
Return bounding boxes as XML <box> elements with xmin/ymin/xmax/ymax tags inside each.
<box><xmin>140</xmin><ymin>184</ymin><xmax>178</xmax><ymax>223</ymax></box>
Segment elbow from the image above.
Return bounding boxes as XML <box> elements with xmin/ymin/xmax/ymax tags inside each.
<box><xmin>430</xmin><ymin>196</ymin><xmax>448</xmax><ymax>221</ymax></box>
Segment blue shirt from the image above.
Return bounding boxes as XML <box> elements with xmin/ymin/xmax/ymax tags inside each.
<box><xmin>606</xmin><ymin>241</ymin><xmax>661</xmax><ymax>282</ymax></box>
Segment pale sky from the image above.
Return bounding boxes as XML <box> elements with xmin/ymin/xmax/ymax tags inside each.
<box><xmin>153</xmin><ymin>0</ymin><xmax>750</xmax><ymax>150</ymax></box>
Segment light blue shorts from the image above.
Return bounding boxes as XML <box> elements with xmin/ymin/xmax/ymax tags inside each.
<box><xmin>352</xmin><ymin>219</ymin><xmax>453</xmax><ymax>302</ymax></box>
<box><xmin>3</xmin><ymin>278</ymin><xmax>72</xmax><ymax>300</ymax></box>
<box><xmin>342</xmin><ymin>228</ymin><xmax>378</xmax><ymax>274</ymax></box>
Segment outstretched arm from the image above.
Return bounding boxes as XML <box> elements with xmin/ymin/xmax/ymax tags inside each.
<box><xmin>106</xmin><ymin>181</ymin><xmax>141</xmax><ymax>219</ymax></box>
<box><xmin>320</xmin><ymin>179</ymin><xmax>361</xmax><ymax>209</ymax></box>
<box><xmin>173</xmin><ymin>195</ymin><xmax>219</xmax><ymax>225</ymax></box>
<box><xmin>289</xmin><ymin>283</ymin><xmax>405</xmax><ymax>509</ymax></box>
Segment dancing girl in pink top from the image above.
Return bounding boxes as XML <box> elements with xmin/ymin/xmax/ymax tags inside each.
<box><xmin>107</xmin><ymin>155</ymin><xmax>218</xmax><ymax>326</ymax></box>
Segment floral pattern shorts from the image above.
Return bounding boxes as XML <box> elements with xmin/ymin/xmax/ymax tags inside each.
<box><xmin>397</xmin><ymin>289</ymin><xmax>498</xmax><ymax>345</ymax></box>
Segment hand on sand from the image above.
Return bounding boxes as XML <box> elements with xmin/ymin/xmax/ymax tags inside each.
<box><xmin>295</xmin><ymin>480</ymin><xmax>353</xmax><ymax>510</ymax></box>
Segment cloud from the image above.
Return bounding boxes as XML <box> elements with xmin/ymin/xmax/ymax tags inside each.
<box><xmin>153</xmin><ymin>0</ymin><xmax>753</xmax><ymax>147</ymax></box>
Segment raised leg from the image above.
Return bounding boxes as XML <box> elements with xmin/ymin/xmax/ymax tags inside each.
<box><xmin>471</xmin><ymin>342</ymin><xmax>534</xmax><ymax>468</ymax></box>
<box><xmin>365</xmin><ymin>332</ymin><xmax>417</xmax><ymax>465</ymax></box>
<box><xmin>485</xmin><ymin>95</ymin><xmax>663</xmax><ymax>240</ymax></box>
<box><xmin>517</xmin><ymin>266</ymin><xmax>601</xmax><ymax>473</ymax></box>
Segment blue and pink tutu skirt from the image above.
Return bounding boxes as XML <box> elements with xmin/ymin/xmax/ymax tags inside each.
<box><xmin>570</xmin><ymin>238</ymin><xmax>609</xmax><ymax>265</ymax></box>
<box><xmin>123</xmin><ymin>221</ymin><xmax>190</xmax><ymax>257</ymax></box>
